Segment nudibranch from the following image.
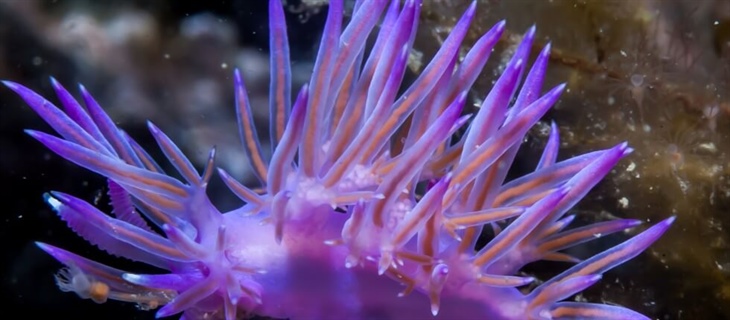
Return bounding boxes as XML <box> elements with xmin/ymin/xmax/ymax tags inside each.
<box><xmin>5</xmin><ymin>0</ymin><xmax>673</xmax><ymax>319</ymax></box>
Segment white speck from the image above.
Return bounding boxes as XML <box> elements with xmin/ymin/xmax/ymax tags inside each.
<box><xmin>407</xmin><ymin>48</ymin><xmax>424</xmax><ymax>73</ymax></box>
<box><xmin>618</xmin><ymin>197</ymin><xmax>629</xmax><ymax>209</ymax></box>
<box><xmin>221</xmin><ymin>62</ymin><xmax>228</xmax><ymax>69</ymax></box>
<box><xmin>163</xmin><ymin>53</ymin><xmax>170</xmax><ymax>59</ymax></box>
<box><xmin>32</xmin><ymin>56</ymin><xmax>43</xmax><ymax>66</ymax></box>
<box><xmin>626</xmin><ymin>162</ymin><xmax>636</xmax><ymax>172</ymax></box>
<box><xmin>534</xmin><ymin>121</ymin><xmax>551</xmax><ymax>136</ymax></box>
<box><xmin>698</xmin><ymin>142</ymin><xmax>717</xmax><ymax>153</ymax></box>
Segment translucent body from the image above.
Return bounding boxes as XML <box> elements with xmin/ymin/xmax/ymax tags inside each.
<box><xmin>55</xmin><ymin>265</ymin><xmax>110</xmax><ymax>304</ymax></box>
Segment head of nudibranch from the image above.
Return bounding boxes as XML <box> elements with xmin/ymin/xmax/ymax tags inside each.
<box><xmin>5</xmin><ymin>0</ymin><xmax>673</xmax><ymax>319</ymax></box>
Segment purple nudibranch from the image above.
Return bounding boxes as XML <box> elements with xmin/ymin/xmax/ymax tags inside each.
<box><xmin>5</xmin><ymin>0</ymin><xmax>674</xmax><ymax>319</ymax></box>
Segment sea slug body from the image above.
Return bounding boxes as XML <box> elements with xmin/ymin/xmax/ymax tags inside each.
<box><xmin>5</xmin><ymin>0</ymin><xmax>673</xmax><ymax>319</ymax></box>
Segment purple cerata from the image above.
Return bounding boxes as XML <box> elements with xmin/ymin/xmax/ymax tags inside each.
<box><xmin>4</xmin><ymin>0</ymin><xmax>674</xmax><ymax>319</ymax></box>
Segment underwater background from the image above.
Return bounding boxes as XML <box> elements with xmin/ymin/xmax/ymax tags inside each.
<box><xmin>0</xmin><ymin>0</ymin><xmax>728</xmax><ymax>319</ymax></box>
